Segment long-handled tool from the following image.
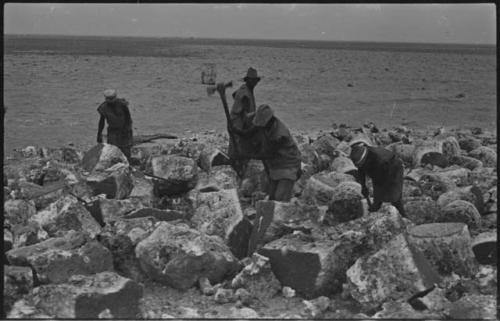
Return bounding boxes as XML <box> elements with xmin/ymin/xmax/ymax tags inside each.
<box><xmin>207</xmin><ymin>81</ymin><xmax>240</xmax><ymax>156</ymax></box>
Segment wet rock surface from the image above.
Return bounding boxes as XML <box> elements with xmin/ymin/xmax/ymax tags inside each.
<box><xmin>3</xmin><ymin>125</ymin><xmax>496</xmax><ymax>318</ymax></box>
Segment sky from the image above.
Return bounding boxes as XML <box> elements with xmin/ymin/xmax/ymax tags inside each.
<box><xmin>4</xmin><ymin>3</ymin><xmax>497</xmax><ymax>44</ymax></box>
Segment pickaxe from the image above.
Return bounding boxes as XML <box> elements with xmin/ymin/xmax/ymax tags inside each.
<box><xmin>206</xmin><ymin>81</ymin><xmax>240</xmax><ymax>157</ymax></box>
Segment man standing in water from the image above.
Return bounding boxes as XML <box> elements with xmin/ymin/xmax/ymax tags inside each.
<box><xmin>96</xmin><ymin>89</ymin><xmax>133</xmax><ymax>160</ymax></box>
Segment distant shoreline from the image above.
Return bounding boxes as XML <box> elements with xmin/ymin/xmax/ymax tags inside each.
<box><xmin>4</xmin><ymin>34</ymin><xmax>496</xmax><ymax>57</ymax></box>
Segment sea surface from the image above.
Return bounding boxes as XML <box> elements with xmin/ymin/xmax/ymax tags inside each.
<box><xmin>3</xmin><ymin>35</ymin><xmax>497</xmax><ymax>154</ymax></box>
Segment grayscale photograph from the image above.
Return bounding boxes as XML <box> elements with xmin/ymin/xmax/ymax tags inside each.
<box><xmin>3</xmin><ymin>3</ymin><xmax>497</xmax><ymax>319</ymax></box>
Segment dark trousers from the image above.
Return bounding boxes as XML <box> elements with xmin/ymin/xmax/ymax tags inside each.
<box><xmin>268</xmin><ymin>178</ymin><xmax>295</xmax><ymax>202</ymax></box>
<box><xmin>119</xmin><ymin>146</ymin><xmax>131</xmax><ymax>161</ymax></box>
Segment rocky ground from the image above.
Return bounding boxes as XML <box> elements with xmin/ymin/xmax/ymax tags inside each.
<box><xmin>3</xmin><ymin>122</ymin><xmax>497</xmax><ymax>319</ymax></box>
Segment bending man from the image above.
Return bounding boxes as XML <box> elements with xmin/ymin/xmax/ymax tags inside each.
<box><xmin>349</xmin><ymin>142</ymin><xmax>406</xmax><ymax>216</ymax></box>
<box><xmin>235</xmin><ymin>104</ymin><xmax>301</xmax><ymax>202</ymax></box>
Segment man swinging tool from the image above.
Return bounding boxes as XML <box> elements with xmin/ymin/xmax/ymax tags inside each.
<box><xmin>212</xmin><ymin>67</ymin><xmax>263</xmax><ymax>177</ymax></box>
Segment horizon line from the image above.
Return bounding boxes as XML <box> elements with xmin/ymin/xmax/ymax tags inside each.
<box><xmin>4</xmin><ymin>33</ymin><xmax>496</xmax><ymax>47</ymax></box>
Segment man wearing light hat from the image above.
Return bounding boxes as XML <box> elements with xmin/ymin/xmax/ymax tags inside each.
<box><xmin>235</xmin><ymin>104</ymin><xmax>301</xmax><ymax>202</ymax></box>
<box><xmin>349</xmin><ymin>141</ymin><xmax>406</xmax><ymax>216</ymax></box>
<box><xmin>217</xmin><ymin>67</ymin><xmax>263</xmax><ymax>176</ymax></box>
<box><xmin>97</xmin><ymin>89</ymin><xmax>133</xmax><ymax>160</ymax></box>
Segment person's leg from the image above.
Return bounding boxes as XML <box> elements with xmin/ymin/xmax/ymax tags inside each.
<box><xmin>368</xmin><ymin>199</ymin><xmax>382</xmax><ymax>212</ymax></box>
<box><xmin>120</xmin><ymin>146</ymin><xmax>131</xmax><ymax>161</ymax></box>
<box><xmin>267</xmin><ymin>178</ymin><xmax>278</xmax><ymax>201</ymax></box>
<box><xmin>273</xmin><ymin>179</ymin><xmax>295</xmax><ymax>202</ymax></box>
<box><xmin>392</xmin><ymin>198</ymin><xmax>407</xmax><ymax>217</ymax></box>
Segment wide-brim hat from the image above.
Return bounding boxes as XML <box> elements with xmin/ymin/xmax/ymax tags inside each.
<box><xmin>349</xmin><ymin>134</ymin><xmax>372</xmax><ymax>147</ymax></box>
<box><xmin>350</xmin><ymin>143</ymin><xmax>368</xmax><ymax>167</ymax></box>
<box><xmin>104</xmin><ymin>89</ymin><xmax>117</xmax><ymax>99</ymax></box>
<box><xmin>253</xmin><ymin>104</ymin><xmax>273</xmax><ymax>127</ymax></box>
<box><xmin>241</xmin><ymin>67</ymin><xmax>261</xmax><ymax>81</ymax></box>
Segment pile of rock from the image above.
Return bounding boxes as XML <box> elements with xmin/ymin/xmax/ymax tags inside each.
<box><xmin>3</xmin><ymin>124</ymin><xmax>496</xmax><ymax>318</ymax></box>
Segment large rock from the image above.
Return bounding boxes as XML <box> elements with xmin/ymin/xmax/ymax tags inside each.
<box><xmin>345</xmin><ymin>234</ymin><xmax>440</xmax><ymax>309</ymax></box>
<box><xmin>135</xmin><ymin>221</ymin><xmax>240</xmax><ymax>290</ymax></box>
<box><xmin>6</xmin><ymin>231</ymin><xmax>114</xmax><ymax>284</ymax></box>
<box><xmin>330</xmin><ymin>156</ymin><xmax>357</xmax><ymax>175</ymax></box>
<box><xmin>195</xmin><ymin>165</ymin><xmax>238</xmax><ymax>192</ymax></box>
<box><xmin>248</xmin><ymin>200</ymin><xmax>320</xmax><ymax>255</ymax></box>
<box><xmin>298</xmin><ymin>142</ymin><xmax>321</xmax><ymax>170</ymax></box>
<box><xmin>198</xmin><ymin>148</ymin><xmax>231</xmax><ymax>172</ymax></box>
<box><xmin>373</xmin><ymin>300</ymin><xmax>441</xmax><ymax>319</ymax></box>
<box><xmin>407</xmin><ymin>223</ymin><xmax>478</xmax><ymax>277</ymax></box>
<box><xmin>3</xmin><ymin>156</ymin><xmax>47</xmax><ymax>183</ymax></box>
<box><xmin>3</xmin><ymin>199</ymin><xmax>36</xmax><ymax>227</ymax></box>
<box><xmin>420</xmin><ymin>151</ymin><xmax>450</xmax><ymax>168</ymax></box>
<box><xmin>449</xmin><ymin>155</ymin><xmax>483</xmax><ymax>170</ymax></box>
<box><xmin>129</xmin><ymin>170</ymin><xmax>155</xmax><ymax>206</ymax></box>
<box><xmin>325</xmin><ymin>182</ymin><xmax>364</xmax><ymax>224</ymax></box>
<box><xmin>446</xmin><ymin>294</ymin><xmax>497</xmax><ymax>320</ymax></box>
<box><xmin>404</xmin><ymin>196</ymin><xmax>440</xmax><ymax>225</ymax></box>
<box><xmin>471</xmin><ymin>230</ymin><xmax>496</xmax><ymax>264</ymax></box>
<box><xmin>302</xmin><ymin>176</ymin><xmax>335</xmax><ymax>206</ymax></box>
<box><xmin>327</xmin><ymin>204</ymin><xmax>407</xmax><ymax>251</ymax></box>
<box><xmin>39</xmin><ymin>146</ymin><xmax>83</xmax><ymax>164</ymax></box>
<box><xmin>7</xmin><ymin>272</ymin><xmax>143</xmax><ymax>319</ymax></box>
<box><xmin>98</xmin><ymin>216</ymin><xmax>158</xmax><ymax>282</ymax></box>
<box><xmin>3</xmin><ymin>265</ymin><xmax>34</xmax><ymax>315</ymax></box>
<box><xmin>437</xmin><ymin>185</ymin><xmax>484</xmax><ymax>214</ymax></box>
<box><xmin>130</xmin><ymin>142</ymin><xmax>163</xmax><ymax>170</ymax></box>
<box><xmin>150</xmin><ymin>155</ymin><xmax>198</xmax><ymax>196</ymax></box>
<box><xmin>230</xmin><ymin>253</ymin><xmax>281</xmax><ymax>302</ymax></box>
<box><xmin>458</xmin><ymin>136</ymin><xmax>482</xmax><ymax>152</ymax></box>
<box><xmin>81</xmin><ymin>143</ymin><xmax>129</xmax><ymax>172</ymax></box>
<box><xmin>85</xmin><ymin>197</ymin><xmax>144</xmax><ymax>226</ymax></box>
<box><xmin>387</xmin><ymin>142</ymin><xmax>415</xmax><ymax>165</ymax></box>
<box><xmin>468</xmin><ymin>146</ymin><xmax>497</xmax><ymax>167</ymax></box>
<box><xmin>438</xmin><ymin>200</ymin><xmax>481</xmax><ymax>229</ymax></box>
<box><xmin>412</xmin><ymin>136</ymin><xmax>460</xmax><ymax>166</ymax></box>
<box><xmin>11</xmin><ymin>222</ymin><xmax>49</xmax><ymax>249</ymax></box>
<box><xmin>5</xmin><ymin>228</ymin><xmax>13</xmax><ymax>252</ymax></box>
<box><xmin>29</xmin><ymin>195</ymin><xmax>101</xmax><ymax>238</ymax></box>
<box><xmin>311</xmin><ymin>134</ymin><xmax>340</xmax><ymax>158</ymax></box>
<box><xmin>408</xmin><ymin>286</ymin><xmax>451</xmax><ymax>316</ymax></box>
<box><xmin>85</xmin><ymin>163</ymin><xmax>134</xmax><ymax>199</ymax></box>
<box><xmin>434</xmin><ymin>166</ymin><xmax>471</xmax><ymax>187</ymax></box>
<box><xmin>258</xmin><ymin>234</ymin><xmax>339</xmax><ymax>298</ymax></box>
<box><xmin>16</xmin><ymin>180</ymin><xmax>67</xmax><ymax>210</ymax></box>
<box><xmin>260</xmin><ymin>207</ymin><xmax>407</xmax><ymax>299</ymax></box>
<box><xmin>191</xmin><ymin>188</ymin><xmax>252</xmax><ymax>259</ymax></box>
<box><xmin>418</xmin><ymin>173</ymin><xmax>457</xmax><ymax>200</ymax></box>
<box><xmin>483</xmin><ymin>186</ymin><xmax>497</xmax><ymax>215</ymax></box>
<box><xmin>469</xmin><ymin>167</ymin><xmax>497</xmax><ymax>193</ymax></box>
<box><xmin>402</xmin><ymin>178</ymin><xmax>424</xmax><ymax>198</ymax></box>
